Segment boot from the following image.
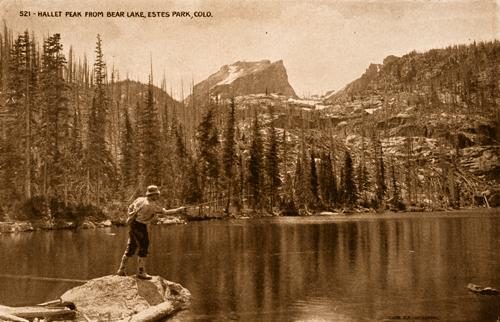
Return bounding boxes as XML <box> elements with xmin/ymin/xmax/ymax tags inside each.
<box><xmin>137</xmin><ymin>257</ymin><xmax>152</xmax><ymax>280</ymax></box>
<box><xmin>116</xmin><ymin>255</ymin><xmax>129</xmax><ymax>276</ymax></box>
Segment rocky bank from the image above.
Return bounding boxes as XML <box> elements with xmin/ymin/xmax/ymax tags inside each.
<box><xmin>61</xmin><ymin>275</ymin><xmax>191</xmax><ymax>321</ymax></box>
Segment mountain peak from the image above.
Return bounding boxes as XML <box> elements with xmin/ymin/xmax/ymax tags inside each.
<box><xmin>190</xmin><ymin>59</ymin><xmax>296</xmax><ymax>104</ymax></box>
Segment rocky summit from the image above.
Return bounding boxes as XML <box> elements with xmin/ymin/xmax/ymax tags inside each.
<box><xmin>189</xmin><ymin>60</ymin><xmax>297</xmax><ymax>104</ymax></box>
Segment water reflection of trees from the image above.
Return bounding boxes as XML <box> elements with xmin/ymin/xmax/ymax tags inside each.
<box><xmin>1</xmin><ymin>216</ymin><xmax>498</xmax><ymax>319</ymax></box>
<box><xmin>155</xmin><ymin>218</ymin><xmax>499</xmax><ymax>320</ymax></box>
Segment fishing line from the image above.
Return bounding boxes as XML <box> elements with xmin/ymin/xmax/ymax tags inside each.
<box><xmin>0</xmin><ymin>274</ymin><xmax>87</xmax><ymax>284</ymax></box>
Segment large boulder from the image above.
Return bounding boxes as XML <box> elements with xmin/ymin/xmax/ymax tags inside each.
<box><xmin>61</xmin><ymin>275</ymin><xmax>190</xmax><ymax>321</ymax></box>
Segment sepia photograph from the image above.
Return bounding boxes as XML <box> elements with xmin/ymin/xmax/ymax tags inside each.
<box><xmin>0</xmin><ymin>0</ymin><xmax>499</xmax><ymax>321</ymax></box>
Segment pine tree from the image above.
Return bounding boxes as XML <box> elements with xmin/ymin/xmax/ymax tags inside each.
<box><xmin>196</xmin><ymin>107</ymin><xmax>220</xmax><ymax>202</ymax></box>
<box><xmin>22</xmin><ymin>31</ymin><xmax>37</xmax><ymax>200</ymax></box>
<box><xmin>142</xmin><ymin>75</ymin><xmax>162</xmax><ymax>186</ymax></box>
<box><xmin>404</xmin><ymin>136</ymin><xmax>415</xmax><ymax>205</ymax></box>
<box><xmin>248</xmin><ymin>111</ymin><xmax>263</xmax><ymax>211</ymax></box>
<box><xmin>39</xmin><ymin>33</ymin><xmax>70</xmax><ymax>202</ymax></box>
<box><xmin>357</xmin><ymin>133</ymin><xmax>370</xmax><ymax>205</ymax></box>
<box><xmin>293</xmin><ymin>134</ymin><xmax>312</xmax><ymax>210</ymax></box>
<box><xmin>236</xmin><ymin>151</ymin><xmax>245</xmax><ymax>212</ymax></box>
<box><xmin>338</xmin><ymin>166</ymin><xmax>345</xmax><ymax>204</ymax></box>
<box><xmin>489</xmin><ymin>41</ymin><xmax>500</xmax><ymax>141</ymax></box>
<box><xmin>357</xmin><ymin>161</ymin><xmax>369</xmax><ymax>205</ymax></box>
<box><xmin>373</xmin><ymin>136</ymin><xmax>386</xmax><ymax>207</ymax></box>
<box><xmin>293</xmin><ymin>154</ymin><xmax>305</xmax><ymax>209</ymax></box>
<box><xmin>309</xmin><ymin>152</ymin><xmax>319</xmax><ymax>206</ymax></box>
<box><xmin>264</xmin><ymin>105</ymin><xmax>281</xmax><ymax>211</ymax></box>
<box><xmin>280</xmin><ymin>127</ymin><xmax>296</xmax><ymax>214</ymax></box>
<box><xmin>85</xmin><ymin>34</ymin><xmax>115</xmax><ymax>206</ymax></box>
<box><xmin>174</xmin><ymin>122</ymin><xmax>187</xmax><ymax>160</ymax></box>
<box><xmin>0</xmin><ymin>24</ymin><xmax>10</xmax><ymax>92</ymax></box>
<box><xmin>342</xmin><ymin>151</ymin><xmax>357</xmax><ymax>207</ymax></box>
<box><xmin>183</xmin><ymin>158</ymin><xmax>202</xmax><ymax>204</ymax></box>
<box><xmin>1</xmin><ymin>33</ymin><xmax>28</xmax><ymax>203</ymax></box>
<box><xmin>134</xmin><ymin>101</ymin><xmax>145</xmax><ymax>188</ymax></box>
<box><xmin>121</xmin><ymin>107</ymin><xmax>138</xmax><ymax>194</ymax></box>
<box><xmin>222</xmin><ymin>98</ymin><xmax>237</xmax><ymax>211</ymax></box>
<box><xmin>159</xmin><ymin>111</ymin><xmax>183</xmax><ymax>204</ymax></box>
<box><xmin>389</xmin><ymin>160</ymin><xmax>404</xmax><ymax>210</ymax></box>
<box><xmin>319</xmin><ymin>152</ymin><xmax>337</xmax><ymax>208</ymax></box>
<box><xmin>173</xmin><ymin>120</ymin><xmax>191</xmax><ymax>204</ymax></box>
<box><xmin>68</xmin><ymin>97</ymin><xmax>84</xmax><ymax>203</ymax></box>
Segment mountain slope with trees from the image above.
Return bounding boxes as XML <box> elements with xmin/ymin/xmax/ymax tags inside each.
<box><xmin>320</xmin><ymin>41</ymin><xmax>500</xmax><ymax>208</ymax></box>
<box><xmin>0</xmin><ymin>25</ymin><xmax>498</xmax><ymax>225</ymax></box>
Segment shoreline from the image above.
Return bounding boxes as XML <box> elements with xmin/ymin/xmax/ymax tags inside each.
<box><xmin>0</xmin><ymin>207</ymin><xmax>497</xmax><ymax>235</ymax></box>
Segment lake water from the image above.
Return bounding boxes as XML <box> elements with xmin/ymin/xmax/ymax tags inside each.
<box><xmin>1</xmin><ymin>211</ymin><xmax>499</xmax><ymax>321</ymax></box>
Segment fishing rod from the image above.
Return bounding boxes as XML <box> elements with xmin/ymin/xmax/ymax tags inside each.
<box><xmin>183</xmin><ymin>194</ymin><xmax>254</xmax><ymax>209</ymax></box>
<box><xmin>126</xmin><ymin>186</ymin><xmax>141</xmax><ymax>204</ymax></box>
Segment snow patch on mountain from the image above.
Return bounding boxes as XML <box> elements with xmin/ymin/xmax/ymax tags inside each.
<box><xmin>188</xmin><ymin>60</ymin><xmax>297</xmax><ymax>103</ymax></box>
<box><xmin>214</xmin><ymin>60</ymin><xmax>273</xmax><ymax>88</ymax></box>
<box><xmin>216</xmin><ymin>65</ymin><xmax>244</xmax><ymax>86</ymax></box>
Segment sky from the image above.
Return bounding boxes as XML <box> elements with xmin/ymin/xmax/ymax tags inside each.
<box><xmin>0</xmin><ymin>0</ymin><xmax>498</xmax><ymax>99</ymax></box>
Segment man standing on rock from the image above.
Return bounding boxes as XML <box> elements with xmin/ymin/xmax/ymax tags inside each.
<box><xmin>117</xmin><ymin>185</ymin><xmax>186</xmax><ymax>279</ymax></box>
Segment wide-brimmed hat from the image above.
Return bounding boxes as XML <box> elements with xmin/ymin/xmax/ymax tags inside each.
<box><xmin>146</xmin><ymin>185</ymin><xmax>160</xmax><ymax>196</ymax></box>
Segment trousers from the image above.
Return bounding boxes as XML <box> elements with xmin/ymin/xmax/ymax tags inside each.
<box><xmin>124</xmin><ymin>220</ymin><xmax>149</xmax><ymax>257</ymax></box>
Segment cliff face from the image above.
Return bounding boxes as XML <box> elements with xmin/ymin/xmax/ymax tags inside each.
<box><xmin>328</xmin><ymin>42</ymin><xmax>500</xmax><ymax>108</ymax></box>
<box><xmin>317</xmin><ymin>41</ymin><xmax>500</xmax><ymax>206</ymax></box>
<box><xmin>189</xmin><ymin>60</ymin><xmax>296</xmax><ymax>104</ymax></box>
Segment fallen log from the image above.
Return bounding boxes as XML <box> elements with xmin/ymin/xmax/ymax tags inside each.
<box><xmin>129</xmin><ymin>301</ymin><xmax>176</xmax><ymax>322</ymax></box>
<box><xmin>0</xmin><ymin>311</ymin><xmax>29</xmax><ymax>322</ymax></box>
<box><xmin>0</xmin><ymin>304</ymin><xmax>75</xmax><ymax>321</ymax></box>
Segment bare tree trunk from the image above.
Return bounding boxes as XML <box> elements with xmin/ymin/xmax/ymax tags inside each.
<box><xmin>43</xmin><ymin>163</ymin><xmax>47</xmax><ymax>198</ymax></box>
<box><xmin>97</xmin><ymin>168</ymin><xmax>100</xmax><ymax>207</ymax></box>
<box><xmin>64</xmin><ymin>174</ymin><xmax>68</xmax><ymax>206</ymax></box>
<box><xmin>225</xmin><ymin>182</ymin><xmax>231</xmax><ymax>214</ymax></box>
<box><xmin>24</xmin><ymin>51</ymin><xmax>31</xmax><ymax>200</ymax></box>
<box><xmin>86</xmin><ymin>168</ymin><xmax>90</xmax><ymax>205</ymax></box>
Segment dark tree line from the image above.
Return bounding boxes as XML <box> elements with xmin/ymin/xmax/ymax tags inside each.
<box><xmin>1</xmin><ymin>27</ymin><xmax>497</xmax><ymax>220</ymax></box>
